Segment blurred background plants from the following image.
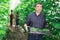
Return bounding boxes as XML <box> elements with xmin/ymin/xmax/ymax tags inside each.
<box><xmin>0</xmin><ymin>0</ymin><xmax>10</xmax><ymax>40</ymax></box>
<box><xmin>0</xmin><ymin>0</ymin><xmax>60</xmax><ymax>40</ymax></box>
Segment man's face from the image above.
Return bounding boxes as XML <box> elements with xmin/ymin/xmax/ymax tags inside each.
<box><xmin>35</xmin><ymin>4</ymin><xmax>42</xmax><ymax>13</ymax></box>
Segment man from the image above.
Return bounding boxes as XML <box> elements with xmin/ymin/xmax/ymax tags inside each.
<box><xmin>10</xmin><ymin>10</ymin><xmax>14</xmax><ymax>27</ymax></box>
<box><xmin>15</xmin><ymin>12</ymin><xmax>20</xmax><ymax>29</ymax></box>
<box><xmin>24</xmin><ymin>2</ymin><xmax>46</xmax><ymax>40</ymax></box>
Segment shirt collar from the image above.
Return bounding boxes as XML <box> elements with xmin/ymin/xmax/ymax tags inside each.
<box><xmin>34</xmin><ymin>12</ymin><xmax>42</xmax><ymax>16</ymax></box>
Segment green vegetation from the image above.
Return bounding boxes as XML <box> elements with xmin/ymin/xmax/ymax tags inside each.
<box><xmin>0</xmin><ymin>0</ymin><xmax>10</xmax><ymax>40</ymax></box>
<box><xmin>0</xmin><ymin>0</ymin><xmax>60</xmax><ymax>40</ymax></box>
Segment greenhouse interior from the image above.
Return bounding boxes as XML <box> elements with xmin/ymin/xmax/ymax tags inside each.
<box><xmin>0</xmin><ymin>0</ymin><xmax>60</xmax><ymax>40</ymax></box>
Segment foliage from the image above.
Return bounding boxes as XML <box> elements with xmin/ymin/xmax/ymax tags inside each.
<box><xmin>0</xmin><ymin>0</ymin><xmax>10</xmax><ymax>40</ymax></box>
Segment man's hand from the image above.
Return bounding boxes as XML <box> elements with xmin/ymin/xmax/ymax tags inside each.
<box><xmin>24</xmin><ymin>24</ymin><xmax>28</xmax><ymax>31</ymax></box>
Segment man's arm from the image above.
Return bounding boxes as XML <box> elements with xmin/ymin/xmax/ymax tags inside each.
<box><xmin>24</xmin><ymin>15</ymin><xmax>31</xmax><ymax>31</ymax></box>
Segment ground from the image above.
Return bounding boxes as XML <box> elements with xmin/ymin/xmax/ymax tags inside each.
<box><xmin>3</xmin><ymin>19</ymin><xmax>27</xmax><ymax>40</ymax></box>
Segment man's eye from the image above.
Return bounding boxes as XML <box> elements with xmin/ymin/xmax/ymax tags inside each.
<box><xmin>37</xmin><ymin>6</ymin><xmax>39</xmax><ymax>7</ymax></box>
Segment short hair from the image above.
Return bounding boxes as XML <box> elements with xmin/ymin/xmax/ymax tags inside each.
<box><xmin>35</xmin><ymin>2</ymin><xmax>42</xmax><ymax>7</ymax></box>
<box><xmin>11</xmin><ymin>10</ymin><xmax>13</xmax><ymax>12</ymax></box>
<box><xmin>17</xmin><ymin>12</ymin><xmax>19</xmax><ymax>14</ymax></box>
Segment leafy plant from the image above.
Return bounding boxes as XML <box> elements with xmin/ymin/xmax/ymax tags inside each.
<box><xmin>0</xmin><ymin>0</ymin><xmax>10</xmax><ymax>40</ymax></box>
